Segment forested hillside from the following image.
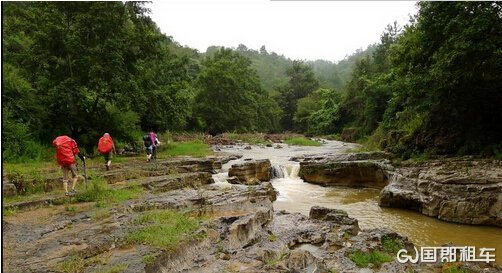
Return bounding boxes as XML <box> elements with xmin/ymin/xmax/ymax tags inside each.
<box><xmin>2</xmin><ymin>1</ymin><xmax>501</xmax><ymax>161</ymax></box>
<box><xmin>300</xmin><ymin>2</ymin><xmax>502</xmax><ymax>157</ymax></box>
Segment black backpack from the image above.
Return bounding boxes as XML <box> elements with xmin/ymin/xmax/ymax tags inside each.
<box><xmin>143</xmin><ymin>135</ymin><xmax>152</xmax><ymax>147</ymax></box>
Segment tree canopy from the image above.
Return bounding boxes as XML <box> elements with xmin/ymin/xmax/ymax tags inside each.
<box><xmin>2</xmin><ymin>1</ymin><xmax>501</xmax><ymax>161</ymax></box>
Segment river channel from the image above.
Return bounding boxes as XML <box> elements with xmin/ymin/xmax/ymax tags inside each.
<box><xmin>212</xmin><ymin>140</ymin><xmax>502</xmax><ymax>253</ymax></box>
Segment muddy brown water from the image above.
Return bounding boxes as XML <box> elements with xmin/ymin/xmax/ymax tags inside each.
<box><xmin>213</xmin><ymin>141</ymin><xmax>502</xmax><ymax>258</ymax></box>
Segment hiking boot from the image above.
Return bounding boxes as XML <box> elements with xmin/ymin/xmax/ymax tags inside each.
<box><xmin>105</xmin><ymin>164</ymin><xmax>110</xmax><ymax>171</ymax></box>
<box><xmin>65</xmin><ymin>192</ymin><xmax>70</xmax><ymax>196</ymax></box>
<box><xmin>70</xmin><ymin>189</ymin><xmax>77</xmax><ymax>194</ymax></box>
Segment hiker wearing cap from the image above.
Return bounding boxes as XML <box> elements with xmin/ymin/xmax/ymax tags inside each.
<box><xmin>98</xmin><ymin>133</ymin><xmax>116</xmax><ymax>171</ymax></box>
<box><xmin>52</xmin><ymin>135</ymin><xmax>85</xmax><ymax>196</ymax></box>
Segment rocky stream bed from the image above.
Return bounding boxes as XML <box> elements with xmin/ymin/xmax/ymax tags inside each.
<box><xmin>2</xmin><ymin>143</ymin><xmax>501</xmax><ymax>273</ymax></box>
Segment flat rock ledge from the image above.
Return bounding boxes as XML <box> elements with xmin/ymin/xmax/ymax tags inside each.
<box><xmin>298</xmin><ymin>152</ymin><xmax>392</xmax><ymax>188</ymax></box>
<box><xmin>228</xmin><ymin>159</ymin><xmax>272</xmax><ymax>185</ymax></box>
<box><xmin>380</xmin><ymin>158</ymin><xmax>502</xmax><ymax>227</ymax></box>
<box><xmin>3</xmin><ymin>180</ymin><xmax>500</xmax><ymax>273</ymax></box>
<box><xmin>298</xmin><ymin>153</ymin><xmax>502</xmax><ymax>227</ymax></box>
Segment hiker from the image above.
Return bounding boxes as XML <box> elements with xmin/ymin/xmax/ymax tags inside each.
<box><xmin>150</xmin><ymin>131</ymin><xmax>160</xmax><ymax>160</ymax></box>
<box><xmin>143</xmin><ymin>132</ymin><xmax>160</xmax><ymax>162</ymax></box>
<box><xmin>97</xmin><ymin>133</ymin><xmax>116</xmax><ymax>171</ymax></box>
<box><xmin>52</xmin><ymin>135</ymin><xmax>85</xmax><ymax>196</ymax></box>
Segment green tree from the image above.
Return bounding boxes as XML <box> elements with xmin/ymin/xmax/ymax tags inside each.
<box><xmin>381</xmin><ymin>2</ymin><xmax>502</xmax><ymax>155</ymax></box>
<box><xmin>277</xmin><ymin>61</ymin><xmax>319</xmax><ymax>131</ymax></box>
<box><xmin>194</xmin><ymin>48</ymin><xmax>280</xmax><ymax>134</ymax></box>
<box><xmin>2</xmin><ymin>2</ymin><xmax>196</xmax><ymax>155</ymax></box>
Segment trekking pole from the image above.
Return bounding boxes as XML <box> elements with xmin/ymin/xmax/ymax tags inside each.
<box><xmin>82</xmin><ymin>158</ymin><xmax>88</xmax><ymax>190</ymax></box>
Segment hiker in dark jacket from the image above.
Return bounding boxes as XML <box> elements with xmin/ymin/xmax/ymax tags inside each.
<box><xmin>143</xmin><ymin>132</ymin><xmax>160</xmax><ymax>162</ymax></box>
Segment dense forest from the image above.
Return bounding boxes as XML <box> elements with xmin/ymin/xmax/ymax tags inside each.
<box><xmin>2</xmin><ymin>1</ymin><xmax>501</xmax><ymax>161</ymax></box>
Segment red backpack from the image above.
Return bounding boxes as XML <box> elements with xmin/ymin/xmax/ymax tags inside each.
<box><xmin>98</xmin><ymin>135</ymin><xmax>113</xmax><ymax>154</ymax></box>
<box><xmin>52</xmin><ymin>135</ymin><xmax>79</xmax><ymax>166</ymax></box>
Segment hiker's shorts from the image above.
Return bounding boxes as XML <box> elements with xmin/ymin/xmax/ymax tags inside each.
<box><xmin>103</xmin><ymin>152</ymin><xmax>112</xmax><ymax>162</ymax></box>
<box><xmin>145</xmin><ymin>145</ymin><xmax>153</xmax><ymax>155</ymax></box>
<box><xmin>61</xmin><ymin>164</ymin><xmax>77</xmax><ymax>181</ymax></box>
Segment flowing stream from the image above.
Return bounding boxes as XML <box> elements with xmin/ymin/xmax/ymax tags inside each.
<box><xmin>212</xmin><ymin>141</ymin><xmax>502</xmax><ymax>253</ymax></box>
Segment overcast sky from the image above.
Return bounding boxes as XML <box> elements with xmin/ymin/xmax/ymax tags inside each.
<box><xmin>147</xmin><ymin>1</ymin><xmax>418</xmax><ymax>62</ymax></box>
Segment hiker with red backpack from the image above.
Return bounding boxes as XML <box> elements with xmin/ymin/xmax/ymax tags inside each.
<box><xmin>52</xmin><ymin>135</ymin><xmax>85</xmax><ymax>196</ymax></box>
<box><xmin>98</xmin><ymin>133</ymin><xmax>116</xmax><ymax>170</ymax></box>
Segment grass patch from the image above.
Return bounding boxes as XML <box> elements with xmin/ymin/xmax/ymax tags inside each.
<box><xmin>65</xmin><ymin>205</ymin><xmax>78</xmax><ymax>212</ymax></box>
<box><xmin>90</xmin><ymin>209</ymin><xmax>112</xmax><ymax>221</ymax></box>
<box><xmin>125</xmin><ymin>209</ymin><xmax>202</xmax><ymax>249</ymax></box>
<box><xmin>143</xmin><ymin>253</ymin><xmax>156</xmax><ymax>264</ymax></box>
<box><xmin>265</xmin><ymin>251</ymin><xmax>288</xmax><ymax>266</ymax></box>
<box><xmin>56</xmin><ymin>255</ymin><xmax>105</xmax><ymax>273</ymax></box>
<box><xmin>158</xmin><ymin>140</ymin><xmax>213</xmax><ymax>158</ymax></box>
<box><xmin>442</xmin><ymin>265</ymin><xmax>471</xmax><ymax>273</ymax></box>
<box><xmin>3</xmin><ymin>207</ymin><xmax>18</xmax><ymax>216</ymax></box>
<box><xmin>349</xmin><ymin>249</ymin><xmax>393</xmax><ymax>268</ymax></box>
<box><xmin>2</xmin><ymin>155</ymin><xmax>126</xmax><ymax>196</ymax></box>
<box><xmin>75</xmin><ymin>176</ymin><xmax>143</xmax><ymax>208</ymax></box>
<box><xmin>381</xmin><ymin>235</ymin><xmax>404</xmax><ymax>254</ymax></box>
<box><xmin>96</xmin><ymin>264</ymin><xmax>128</xmax><ymax>273</ymax></box>
<box><xmin>56</xmin><ymin>255</ymin><xmax>86</xmax><ymax>273</ymax></box>
<box><xmin>3</xmin><ymin>191</ymin><xmax>48</xmax><ymax>205</ymax></box>
<box><xmin>284</xmin><ymin>137</ymin><xmax>321</xmax><ymax>146</ymax></box>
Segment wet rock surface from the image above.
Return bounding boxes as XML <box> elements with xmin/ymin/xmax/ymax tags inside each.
<box><xmin>297</xmin><ymin>152</ymin><xmax>502</xmax><ymax>227</ymax></box>
<box><xmin>381</xmin><ymin>157</ymin><xmax>502</xmax><ymax>226</ymax></box>
<box><xmin>298</xmin><ymin>152</ymin><xmax>392</xmax><ymax>188</ymax></box>
<box><xmin>3</xmin><ymin>152</ymin><xmax>501</xmax><ymax>273</ymax></box>
<box><xmin>228</xmin><ymin>159</ymin><xmax>272</xmax><ymax>185</ymax></box>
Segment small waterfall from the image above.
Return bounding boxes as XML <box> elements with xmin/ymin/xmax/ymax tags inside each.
<box><xmin>289</xmin><ymin>163</ymin><xmax>300</xmax><ymax>179</ymax></box>
<box><xmin>212</xmin><ymin>172</ymin><xmax>229</xmax><ymax>184</ymax></box>
<box><xmin>273</xmin><ymin>163</ymin><xmax>300</xmax><ymax>179</ymax></box>
<box><xmin>270</xmin><ymin>165</ymin><xmax>285</xmax><ymax>179</ymax></box>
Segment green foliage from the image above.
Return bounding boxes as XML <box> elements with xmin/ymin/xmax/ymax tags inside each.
<box><xmin>265</xmin><ymin>251</ymin><xmax>288</xmax><ymax>266</ymax></box>
<box><xmin>284</xmin><ymin>137</ymin><xmax>321</xmax><ymax>146</ymax></box>
<box><xmin>195</xmin><ymin>48</ymin><xmax>281</xmax><ymax>134</ymax></box>
<box><xmin>2</xmin><ymin>108</ymin><xmax>53</xmax><ymax>163</ymax></box>
<box><xmin>3</xmin><ymin>207</ymin><xmax>18</xmax><ymax>217</ymax></box>
<box><xmin>2</xmin><ymin>1</ymin><xmax>197</xmax><ymax>154</ymax></box>
<box><xmin>309</xmin><ymin>2</ymin><xmax>502</xmax><ymax>157</ymax></box>
<box><xmin>224</xmin><ymin>133</ymin><xmax>268</xmax><ymax>144</ymax></box>
<box><xmin>378</xmin><ymin>2</ymin><xmax>502</xmax><ymax>155</ymax></box>
<box><xmin>96</xmin><ymin>264</ymin><xmax>128</xmax><ymax>273</ymax></box>
<box><xmin>56</xmin><ymin>255</ymin><xmax>107</xmax><ymax>273</ymax></box>
<box><xmin>158</xmin><ymin>140</ymin><xmax>213</xmax><ymax>158</ymax></box>
<box><xmin>126</xmin><ymin>209</ymin><xmax>201</xmax><ymax>249</ymax></box>
<box><xmin>75</xmin><ymin>176</ymin><xmax>143</xmax><ymax>207</ymax></box>
<box><xmin>276</xmin><ymin>60</ymin><xmax>319</xmax><ymax>131</ymax></box>
<box><xmin>65</xmin><ymin>205</ymin><xmax>78</xmax><ymax>212</ymax></box>
<box><xmin>348</xmin><ymin>249</ymin><xmax>393</xmax><ymax>268</ymax></box>
<box><xmin>442</xmin><ymin>265</ymin><xmax>471</xmax><ymax>273</ymax></box>
<box><xmin>299</xmin><ymin>88</ymin><xmax>343</xmax><ymax>135</ymax></box>
<box><xmin>381</xmin><ymin>235</ymin><xmax>404</xmax><ymax>254</ymax></box>
<box><xmin>56</xmin><ymin>255</ymin><xmax>86</xmax><ymax>273</ymax></box>
<box><xmin>142</xmin><ymin>254</ymin><xmax>156</xmax><ymax>265</ymax></box>
<box><xmin>90</xmin><ymin>209</ymin><xmax>112</xmax><ymax>221</ymax></box>
<box><xmin>232</xmin><ymin>44</ymin><xmax>291</xmax><ymax>94</ymax></box>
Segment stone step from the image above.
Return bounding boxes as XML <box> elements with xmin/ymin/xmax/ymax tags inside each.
<box><xmin>133</xmin><ymin>172</ymin><xmax>214</xmax><ymax>192</ymax></box>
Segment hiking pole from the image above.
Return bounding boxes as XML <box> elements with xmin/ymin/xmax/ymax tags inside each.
<box><xmin>82</xmin><ymin>157</ymin><xmax>88</xmax><ymax>190</ymax></box>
